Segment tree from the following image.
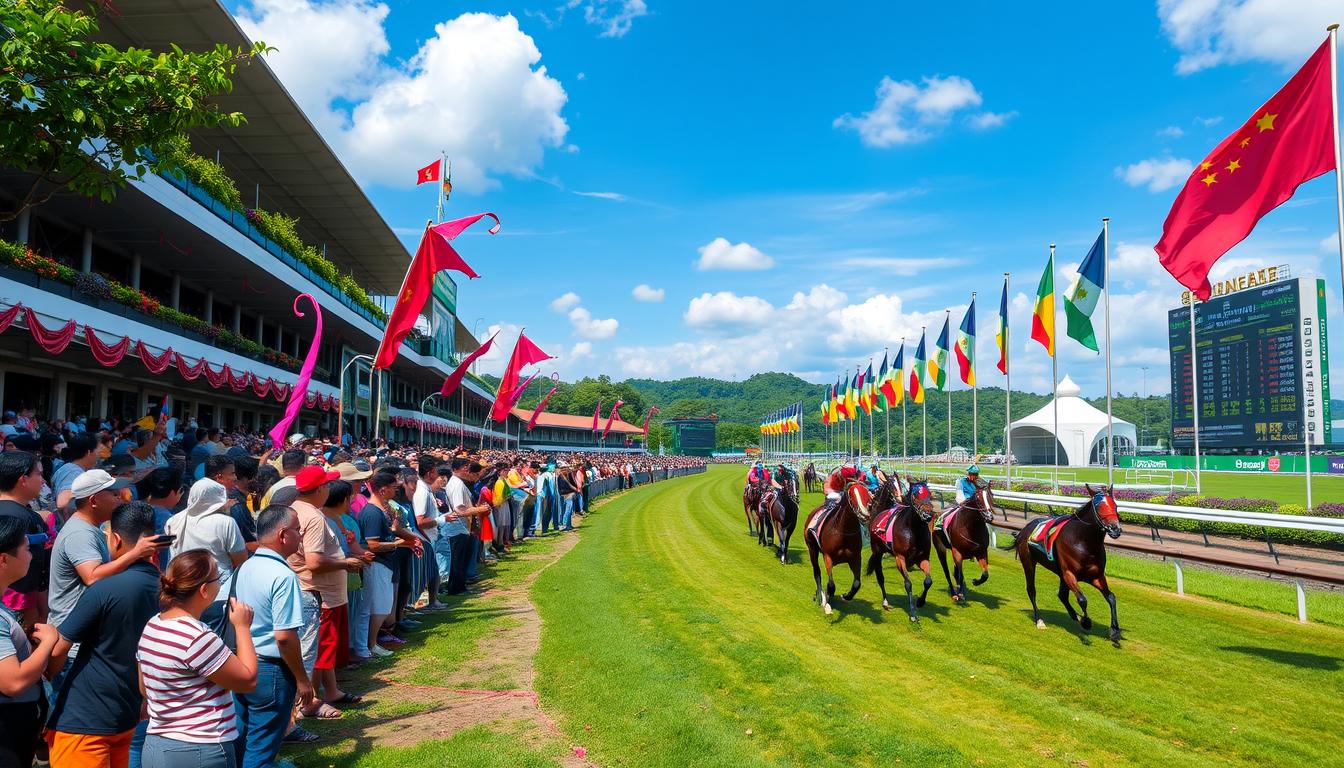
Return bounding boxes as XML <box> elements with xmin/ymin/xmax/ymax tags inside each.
<box><xmin>0</xmin><ymin>0</ymin><xmax>269</xmax><ymax>219</ymax></box>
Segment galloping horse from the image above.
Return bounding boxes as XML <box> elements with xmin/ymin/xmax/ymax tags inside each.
<box><xmin>761</xmin><ymin>471</ymin><xmax>799</xmax><ymax>564</ymax></box>
<box><xmin>742</xmin><ymin>478</ymin><xmax>764</xmax><ymax>536</ymax></box>
<box><xmin>865</xmin><ymin>477</ymin><xmax>936</xmax><ymax>621</ymax></box>
<box><xmin>1004</xmin><ymin>484</ymin><xmax>1123</xmax><ymax>641</ymax></box>
<box><xmin>804</xmin><ymin>479</ymin><xmax>873</xmax><ymax>615</ymax></box>
<box><xmin>933</xmin><ymin>483</ymin><xmax>997</xmax><ymax>602</ymax></box>
<box><xmin>755</xmin><ymin>487</ymin><xmax>775</xmax><ymax>548</ymax></box>
<box><xmin>802</xmin><ymin>463</ymin><xmax>820</xmax><ymax>494</ymax></box>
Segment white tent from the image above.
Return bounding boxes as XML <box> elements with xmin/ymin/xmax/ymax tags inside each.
<box><xmin>1005</xmin><ymin>375</ymin><xmax>1137</xmax><ymax>467</ymax></box>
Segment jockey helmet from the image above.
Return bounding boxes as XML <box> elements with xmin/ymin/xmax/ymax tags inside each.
<box><xmin>967</xmin><ymin>464</ymin><xmax>980</xmax><ymax>475</ymax></box>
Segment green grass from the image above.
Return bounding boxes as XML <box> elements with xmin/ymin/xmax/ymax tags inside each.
<box><xmin>884</xmin><ymin>461</ymin><xmax>1344</xmax><ymax>505</ymax></box>
<box><xmin>305</xmin><ymin>725</ymin><xmax>562</xmax><ymax>768</ymax></box>
<box><xmin>534</xmin><ymin>465</ymin><xmax>1344</xmax><ymax>768</ymax></box>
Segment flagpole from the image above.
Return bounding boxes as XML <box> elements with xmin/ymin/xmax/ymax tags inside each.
<box><xmin>1050</xmin><ymin>244</ymin><xmax>1059</xmax><ymax>491</ymax></box>
<box><xmin>900</xmin><ymin>337</ymin><xmax>907</xmax><ymax>464</ymax></box>
<box><xmin>945</xmin><ymin>309</ymin><xmax>952</xmax><ymax>462</ymax></box>
<box><xmin>1004</xmin><ymin>273</ymin><xmax>1012</xmax><ymax>489</ymax></box>
<box><xmin>435</xmin><ymin>153</ymin><xmax>447</xmax><ymax>223</ymax></box>
<box><xmin>1331</xmin><ymin>24</ymin><xmax>1344</xmax><ymax>319</ymax></box>
<box><xmin>1103</xmin><ymin>217</ymin><xmax>1115</xmax><ymax>486</ymax></box>
<box><xmin>971</xmin><ymin>291</ymin><xmax>978</xmax><ymax>461</ymax></box>
<box><xmin>868</xmin><ymin>358</ymin><xmax>875</xmax><ymax>461</ymax></box>
<box><xmin>884</xmin><ymin>346</ymin><xmax>891</xmax><ymax>460</ymax></box>
<box><xmin>921</xmin><ymin>326</ymin><xmax>928</xmax><ymax>474</ymax></box>
<box><xmin>1189</xmin><ymin>296</ymin><xmax>1202</xmax><ymax>494</ymax></box>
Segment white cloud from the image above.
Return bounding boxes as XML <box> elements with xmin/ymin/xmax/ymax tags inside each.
<box><xmin>1115</xmin><ymin>156</ymin><xmax>1194</xmax><ymax>192</ymax></box>
<box><xmin>569</xmin><ymin>341</ymin><xmax>593</xmax><ymax>359</ymax></box>
<box><xmin>1195</xmin><ymin>116</ymin><xmax>1223</xmax><ymax>127</ymax></box>
<box><xmin>695</xmin><ymin>237</ymin><xmax>774</xmax><ymax>271</ymax></box>
<box><xmin>834</xmin><ymin>75</ymin><xmax>1008</xmax><ymax>147</ymax></box>
<box><xmin>969</xmin><ymin>110</ymin><xmax>1018</xmax><ymax>130</ymax></box>
<box><xmin>632</xmin><ymin>284</ymin><xmax>665</xmax><ymax>302</ymax></box>
<box><xmin>1158</xmin><ymin>0</ymin><xmax>1338</xmax><ymax>73</ymax></box>
<box><xmin>573</xmin><ymin>190</ymin><xmax>627</xmax><ymax>201</ymax></box>
<box><xmin>783</xmin><ymin>284</ymin><xmax>848</xmax><ymax>313</ymax></box>
<box><xmin>1158</xmin><ymin>125</ymin><xmax>1185</xmax><ymax>138</ymax></box>
<box><xmin>549</xmin><ymin>291</ymin><xmax>581</xmax><ymax>312</ymax></box>
<box><xmin>568</xmin><ymin>306</ymin><xmax>619</xmax><ymax>339</ymax></box>
<box><xmin>684</xmin><ymin>292</ymin><xmax>775</xmax><ymax>328</ymax></box>
<box><xmin>573</xmin><ymin>0</ymin><xmax>648</xmax><ymax>37</ymax></box>
<box><xmin>237</xmin><ymin>3</ymin><xmax>568</xmax><ymax>191</ymax></box>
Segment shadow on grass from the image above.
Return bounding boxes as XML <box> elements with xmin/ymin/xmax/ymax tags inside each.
<box><xmin>1220</xmin><ymin>645</ymin><xmax>1343</xmax><ymax>670</ymax></box>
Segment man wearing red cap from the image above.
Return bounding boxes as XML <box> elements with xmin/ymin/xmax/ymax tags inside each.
<box><xmin>285</xmin><ymin>465</ymin><xmax>363</xmax><ymax>720</ymax></box>
<box><xmin>823</xmin><ymin>464</ymin><xmax>861</xmax><ymax>505</ymax></box>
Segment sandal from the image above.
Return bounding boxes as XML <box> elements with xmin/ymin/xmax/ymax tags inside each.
<box><xmin>301</xmin><ymin>703</ymin><xmax>343</xmax><ymax>719</ymax></box>
<box><xmin>328</xmin><ymin>692</ymin><xmax>364</xmax><ymax>705</ymax></box>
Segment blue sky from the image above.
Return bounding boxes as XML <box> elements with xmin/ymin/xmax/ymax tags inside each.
<box><xmin>226</xmin><ymin>0</ymin><xmax>1344</xmax><ymax>397</ymax></box>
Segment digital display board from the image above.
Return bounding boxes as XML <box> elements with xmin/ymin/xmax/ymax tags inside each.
<box><xmin>1169</xmin><ymin>277</ymin><xmax>1331</xmax><ymax>448</ymax></box>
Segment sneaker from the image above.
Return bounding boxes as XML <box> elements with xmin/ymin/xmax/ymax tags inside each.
<box><xmin>371</xmin><ymin>645</ymin><xmax>394</xmax><ymax>658</ymax></box>
<box><xmin>399</xmin><ymin>618</ymin><xmax>422</xmax><ymax>627</ymax></box>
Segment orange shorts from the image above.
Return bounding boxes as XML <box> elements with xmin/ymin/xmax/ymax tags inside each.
<box><xmin>46</xmin><ymin>728</ymin><xmax>135</xmax><ymax>768</ymax></box>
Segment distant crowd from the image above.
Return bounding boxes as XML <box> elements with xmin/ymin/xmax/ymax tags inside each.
<box><xmin>0</xmin><ymin>405</ymin><xmax>704</xmax><ymax>768</ymax></box>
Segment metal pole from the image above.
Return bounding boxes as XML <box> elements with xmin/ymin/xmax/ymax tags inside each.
<box><xmin>1189</xmin><ymin>297</ymin><xmax>1203</xmax><ymax>494</ymax></box>
<box><xmin>1325</xmin><ymin>22</ymin><xmax>1343</xmax><ymax>510</ymax></box>
<box><xmin>1306</xmin><ymin>392</ymin><xmax>1314</xmax><ymax>511</ymax></box>
<box><xmin>1050</xmin><ymin>244</ymin><xmax>1059</xmax><ymax>491</ymax></box>
<box><xmin>419</xmin><ymin>393</ymin><xmax>438</xmax><ymax>450</ymax></box>
<box><xmin>1103</xmin><ymin>217</ymin><xmax>1114</xmax><ymax>486</ymax></box>
<box><xmin>971</xmin><ymin>290</ymin><xmax>978</xmax><ymax>461</ymax></box>
<box><xmin>337</xmin><ymin>353</ymin><xmax>373</xmax><ymax>447</ymax></box>
<box><xmin>1004</xmin><ymin>272</ymin><xmax>1012</xmax><ymax>488</ymax></box>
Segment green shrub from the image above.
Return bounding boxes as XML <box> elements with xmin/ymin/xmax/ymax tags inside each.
<box><xmin>164</xmin><ymin>135</ymin><xmax>244</xmax><ymax>212</ymax></box>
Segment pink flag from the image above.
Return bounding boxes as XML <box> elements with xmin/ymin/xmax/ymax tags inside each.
<box><xmin>642</xmin><ymin>405</ymin><xmax>660</xmax><ymax>436</ymax></box>
<box><xmin>591</xmin><ymin>400</ymin><xmax>601</xmax><ymax>433</ymax></box>
<box><xmin>601</xmin><ymin>399</ymin><xmax>626</xmax><ymax>439</ymax></box>
<box><xmin>269</xmin><ymin>294</ymin><xmax>323</xmax><ymax>449</ymax></box>
<box><xmin>527</xmin><ymin>386</ymin><xmax>559</xmax><ymax>432</ymax></box>
<box><xmin>489</xmin><ymin>333</ymin><xmax>553</xmax><ymax>422</ymax></box>
<box><xmin>433</xmin><ymin>212</ymin><xmax>500</xmax><ymax>242</ymax></box>
<box><xmin>506</xmin><ymin>371</ymin><xmax>540</xmax><ymax>410</ymax></box>
<box><xmin>440</xmin><ymin>331</ymin><xmax>498</xmax><ymax>397</ymax></box>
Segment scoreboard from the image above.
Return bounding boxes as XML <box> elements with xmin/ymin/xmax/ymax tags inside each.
<box><xmin>1169</xmin><ymin>277</ymin><xmax>1331</xmax><ymax>448</ymax></box>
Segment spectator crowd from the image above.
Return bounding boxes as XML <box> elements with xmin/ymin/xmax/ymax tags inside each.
<box><xmin>0</xmin><ymin>409</ymin><xmax>705</xmax><ymax>768</ymax></box>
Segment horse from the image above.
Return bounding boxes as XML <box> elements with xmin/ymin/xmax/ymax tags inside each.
<box><xmin>802</xmin><ymin>462</ymin><xmax>820</xmax><ymax>494</ymax></box>
<box><xmin>1003</xmin><ymin>484</ymin><xmax>1123</xmax><ymax>642</ymax></box>
<box><xmin>932</xmin><ymin>483</ymin><xmax>997</xmax><ymax>602</ymax></box>
<box><xmin>755</xmin><ymin>487</ymin><xmax>776</xmax><ymax>548</ymax></box>
<box><xmin>742</xmin><ymin>478</ymin><xmax>763</xmax><ymax>535</ymax></box>
<box><xmin>865</xmin><ymin>477</ymin><xmax>936</xmax><ymax>621</ymax></box>
<box><xmin>762</xmin><ymin>471</ymin><xmax>799</xmax><ymax>564</ymax></box>
<box><xmin>804</xmin><ymin>480</ymin><xmax>873</xmax><ymax>615</ymax></box>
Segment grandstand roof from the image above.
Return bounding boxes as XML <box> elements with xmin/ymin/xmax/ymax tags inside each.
<box><xmin>511</xmin><ymin>408</ymin><xmax>643</xmax><ymax>434</ymax></box>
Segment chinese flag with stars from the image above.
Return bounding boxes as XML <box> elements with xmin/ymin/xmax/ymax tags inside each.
<box><xmin>1155</xmin><ymin>38</ymin><xmax>1336</xmax><ymax>300</ymax></box>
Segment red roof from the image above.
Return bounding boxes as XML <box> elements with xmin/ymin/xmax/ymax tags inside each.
<box><xmin>511</xmin><ymin>408</ymin><xmax>643</xmax><ymax>434</ymax></box>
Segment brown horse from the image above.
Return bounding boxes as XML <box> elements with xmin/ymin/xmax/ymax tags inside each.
<box><xmin>742</xmin><ymin>479</ymin><xmax>763</xmax><ymax>535</ymax></box>
<box><xmin>804</xmin><ymin>480</ymin><xmax>873</xmax><ymax>615</ymax></box>
<box><xmin>755</xmin><ymin>488</ymin><xmax>775</xmax><ymax>548</ymax></box>
<box><xmin>1004</xmin><ymin>484</ymin><xmax>1123</xmax><ymax>642</ymax></box>
<box><xmin>865</xmin><ymin>477</ymin><xmax>936</xmax><ymax>621</ymax></box>
<box><xmin>802</xmin><ymin>462</ymin><xmax>820</xmax><ymax>493</ymax></box>
<box><xmin>933</xmin><ymin>483</ymin><xmax>997</xmax><ymax>602</ymax></box>
<box><xmin>762</xmin><ymin>470</ymin><xmax>799</xmax><ymax>564</ymax></box>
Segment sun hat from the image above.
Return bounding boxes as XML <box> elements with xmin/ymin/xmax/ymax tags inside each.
<box><xmin>295</xmin><ymin>464</ymin><xmax>340</xmax><ymax>493</ymax></box>
<box><xmin>332</xmin><ymin>462</ymin><xmax>372</xmax><ymax>482</ymax></box>
<box><xmin>181</xmin><ymin>478</ymin><xmax>230</xmax><ymax>517</ymax></box>
<box><xmin>71</xmin><ymin>469</ymin><xmax>132</xmax><ymax>500</ymax></box>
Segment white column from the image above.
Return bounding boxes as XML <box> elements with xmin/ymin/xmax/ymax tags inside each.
<box><xmin>80</xmin><ymin>228</ymin><xmax>93</xmax><ymax>273</ymax></box>
<box><xmin>204</xmin><ymin>290</ymin><xmax>214</xmax><ymax>325</ymax></box>
<box><xmin>130</xmin><ymin>253</ymin><xmax>142</xmax><ymax>290</ymax></box>
<box><xmin>170</xmin><ymin>274</ymin><xmax>181</xmax><ymax>310</ymax></box>
<box><xmin>256</xmin><ymin>315</ymin><xmax>264</xmax><ymax>345</ymax></box>
<box><xmin>15</xmin><ymin>208</ymin><xmax>30</xmax><ymax>245</ymax></box>
<box><xmin>52</xmin><ymin>375</ymin><xmax>67</xmax><ymax>422</ymax></box>
<box><xmin>232</xmin><ymin>305</ymin><xmax>241</xmax><ymax>334</ymax></box>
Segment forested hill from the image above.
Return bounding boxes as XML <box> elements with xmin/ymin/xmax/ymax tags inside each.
<box><xmin>481</xmin><ymin>371</ymin><xmax>1173</xmax><ymax>452</ymax></box>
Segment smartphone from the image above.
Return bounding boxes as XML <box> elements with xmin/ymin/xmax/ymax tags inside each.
<box><xmin>152</xmin><ymin>534</ymin><xmax>175</xmax><ymax>545</ymax></box>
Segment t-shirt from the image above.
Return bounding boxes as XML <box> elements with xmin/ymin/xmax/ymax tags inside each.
<box><xmin>150</xmin><ymin>504</ymin><xmax>174</xmax><ymax>571</ymax></box>
<box><xmin>50</xmin><ymin>462</ymin><xmax>85</xmax><ymax>513</ymax></box>
<box><xmin>50</xmin><ymin>561</ymin><xmax>159</xmax><ymax>735</ymax></box>
<box><xmin>228</xmin><ymin>491</ymin><xmax>256</xmax><ymax>544</ymax></box>
<box><xmin>47</xmin><ymin>516</ymin><xmax>109</xmax><ymax>631</ymax></box>
<box><xmin>287</xmin><ymin>501</ymin><xmax>346</xmax><ymax>608</ymax></box>
<box><xmin>0</xmin><ymin>499</ymin><xmax>48</xmax><ymax>594</ymax></box>
<box><xmin>260</xmin><ymin>476</ymin><xmax>296</xmax><ymax>509</ymax></box>
<box><xmin>357</xmin><ymin>504</ymin><xmax>397</xmax><ymax>568</ymax></box>
<box><xmin>441</xmin><ymin>476</ymin><xmax>471</xmax><ymax>538</ymax></box>
<box><xmin>0</xmin><ymin>605</ymin><xmax>38</xmax><ymax>703</ymax></box>
<box><xmin>412</xmin><ymin>480</ymin><xmax>440</xmax><ymax>542</ymax></box>
<box><xmin>137</xmin><ymin>614</ymin><xmax>236</xmax><ymax>743</ymax></box>
<box><xmin>164</xmin><ymin>510</ymin><xmax>245</xmax><ymax>600</ymax></box>
<box><xmin>232</xmin><ymin>548</ymin><xmax>304</xmax><ymax>660</ymax></box>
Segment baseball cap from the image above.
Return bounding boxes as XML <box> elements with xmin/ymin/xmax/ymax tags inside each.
<box><xmin>295</xmin><ymin>464</ymin><xmax>340</xmax><ymax>493</ymax></box>
<box><xmin>71</xmin><ymin>469</ymin><xmax>132</xmax><ymax>500</ymax></box>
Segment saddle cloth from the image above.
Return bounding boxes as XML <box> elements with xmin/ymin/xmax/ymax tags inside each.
<box><xmin>870</xmin><ymin>506</ymin><xmax>903</xmax><ymax>548</ymax></box>
<box><xmin>1026</xmin><ymin>515</ymin><xmax>1071</xmax><ymax>561</ymax></box>
<box><xmin>934</xmin><ymin>506</ymin><xmax>959</xmax><ymax>542</ymax></box>
<box><xmin>806</xmin><ymin>504</ymin><xmax>838</xmax><ymax>541</ymax></box>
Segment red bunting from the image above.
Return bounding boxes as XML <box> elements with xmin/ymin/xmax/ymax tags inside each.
<box><xmin>137</xmin><ymin>342</ymin><xmax>174</xmax><ymax>374</ymax></box>
<box><xmin>85</xmin><ymin>328</ymin><xmax>131</xmax><ymax>367</ymax></box>
<box><xmin>25</xmin><ymin>309</ymin><xmax>77</xmax><ymax>355</ymax></box>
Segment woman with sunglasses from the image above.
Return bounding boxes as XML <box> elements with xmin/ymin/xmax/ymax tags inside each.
<box><xmin>135</xmin><ymin>549</ymin><xmax>259</xmax><ymax>767</ymax></box>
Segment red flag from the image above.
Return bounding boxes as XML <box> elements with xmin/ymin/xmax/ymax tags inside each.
<box><xmin>373</xmin><ymin>214</ymin><xmax>498</xmax><ymax>370</ymax></box>
<box><xmin>641</xmin><ymin>405</ymin><xmax>660</xmax><ymax>436</ymax></box>
<box><xmin>415</xmin><ymin>160</ymin><xmax>440</xmax><ymax>185</ymax></box>
<box><xmin>601</xmin><ymin>399</ymin><xmax>625</xmax><ymax>439</ymax></box>
<box><xmin>1155</xmin><ymin>38</ymin><xmax>1336</xmax><ymax>300</ymax></box>
<box><xmin>527</xmin><ymin>386</ymin><xmax>558</xmax><ymax>432</ymax></box>
<box><xmin>489</xmin><ymin>333</ymin><xmax>553</xmax><ymax>422</ymax></box>
<box><xmin>591</xmin><ymin>400</ymin><xmax>601</xmax><ymax>433</ymax></box>
<box><xmin>439</xmin><ymin>331</ymin><xmax>498</xmax><ymax>397</ymax></box>
<box><xmin>507</xmin><ymin>371</ymin><xmax>540</xmax><ymax>409</ymax></box>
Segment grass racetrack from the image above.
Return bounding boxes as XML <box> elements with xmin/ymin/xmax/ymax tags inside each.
<box><xmin>534</xmin><ymin>465</ymin><xmax>1344</xmax><ymax>768</ymax></box>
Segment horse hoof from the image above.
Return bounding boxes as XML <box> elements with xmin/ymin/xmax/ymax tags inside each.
<box><xmin>909</xmin><ymin>615</ymin><xmax>919</xmax><ymax>623</ymax></box>
<box><xmin>915</xmin><ymin>596</ymin><xmax>926</xmax><ymax>608</ymax></box>
<box><xmin>1035</xmin><ymin>619</ymin><xmax>1047</xmax><ymax>630</ymax></box>
<box><xmin>1110</xmin><ymin>630</ymin><xmax>1122</xmax><ymax>643</ymax></box>
<box><xmin>882</xmin><ymin>600</ymin><xmax>891</xmax><ymax>610</ymax></box>
<box><xmin>1080</xmin><ymin>617</ymin><xmax>1093</xmax><ymax>630</ymax></box>
<box><xmin>823</xmin><ymin>603</ymin><xmax>833</xmax><ymax>616</ymax></box>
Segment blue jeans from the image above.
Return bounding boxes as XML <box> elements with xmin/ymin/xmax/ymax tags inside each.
<box><xmin>465</xmin><ymin>537</ymin><xmax>479</xmax><ymax>580</ymax></box>
<box><xmin>558</xmin><ymin>495</ymin><xmax>575</xmax><ymax>529</ymax></box>
<box><xmin>129</xmin><ymin>720</ymin><xmax>148</xmax><ymax>768</ymax></box>
<box><xmin>433</xmin><ymin>531</ymin><xmax>454</xmax><ymax>586</ymax></box>
<box><xmin>143</xmin><ymin>733</ymin><xmax>235</xmax><ymax>768</ymax></box>
<box><xmin>234</xmin><ymin>658</ymin><xmax>296</xmax><ymax>768</ymax></box>
<box><xmin>349</xmin><ymin>581</ymin><xmax>368</xmax><ymax>655</ymax></box>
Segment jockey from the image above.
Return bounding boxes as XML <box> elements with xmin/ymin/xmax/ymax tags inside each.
<box><xmin>770</xmin><ymin>464</ymin><xmax>792</xmax><ymax>492</ymax></box>
<box><xmin>824</xmin><ymin>464</ymin><xmax>861</xmax><ymax>503</ymax></box>
<box><xmin>747</xmin><ymin>461</ymin><xmax>763</xmax><ymax>485</ymax></box>
<box><xmin>863</xmin><ymin>463</ymin><xmax>883</xmax><ymax>492</ymax></box>
<box><xmin>955</xmin><ymin>464</ymin><xmax>980</xmax><ymax>505</ymax></box>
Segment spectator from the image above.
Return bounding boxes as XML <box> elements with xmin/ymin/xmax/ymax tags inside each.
<box><xmin>356</xmin><ymin>471</ymin><xmax>406</xmax><ymax>659</ymax></box>
<box><xmin>0</xmin><ymin>452</ymin><xmax>51</xmax><ymax>626</ymax></box>
<box><xmin>52</xmin><ymin>435</ymin><xmax>99</xmax><ymax>519</ymax></box>
<box><xmin>187</xmin><ymin>428</ymin><xmax>210</xmax><ymax>480</ymax></box>
<box><xmin>322</xmin><ymin>480</ymin><xmax>372</xmax><ymax>664</ymax></box>
<box><xmin>413</xmin><ymin>460</ymin><xmax>447</xmax><ymax>611</ymax></box>
<box><xmin>0</xmin><ymin>411</ymin><xmax>18</xmax><ymax>438</ymax></box>
<box><xmin>164</xmin><ymin>478</ymin><xmax>247</xmax><ymax>633</ymax></box>
<box><xmin>260</xmin><ymin>449</ymin><xmax>306</xmax><ymax>509</ymax></box>
<box><xmin>137</xmin><ymin>467</ymin><xmax>183</xmax><ymax>572</ymax></box>
<box><xmin>0</xmin><ymin>514</ymin><xmax>58</xmax><ymax>767</ymax></box>
<box><xmin>137</xmin><ymin>550</ymin><xmax>258</xmax><ymax>768</ymax></box>
<box><xmin>391</xmin><ymin>468</ymin><xmax>424</xmax><ymax>630</ymax></box>
<box><xmin>45</xmin><ymin>502</ymin><xmax>161</xmax><ymax>768</ymax></box>
<box><xmin>233</xmin><ymin>505</ymin><xmax>316</xmax><ymax>765</ymax></box>
<box><xmin>442</xmin><ymin>459</ymin><xmax>490</xmax><ymax>596</ymax></box>
<box><xmin>532</xmin><ymin>461</ymin><xmax>558</xmax><ymax>536</ymax></box>
<box><xmin>232</xmin><ymin>457</ymin><xmax>261</xmax><ymax>553</ymax></box>
<box><xmin>556</xmin><ymin>463</ymin><xmax>577</xmax><ymax>531</ymax></box>
<box><xmin>286</xmin><ymin>465</ymin><xmax>360</xmax><ymax>719</ymax></box>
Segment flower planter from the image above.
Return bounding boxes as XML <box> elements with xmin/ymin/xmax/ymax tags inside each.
<box><xmin>38</xmin><ymin>277</ymin><xmax>72</xmax><ymax>298</ymax></box>
<box><xmin>0</xmin><ymin>264</ymin><xmax>39</xmax><ymax>288</ymax></box>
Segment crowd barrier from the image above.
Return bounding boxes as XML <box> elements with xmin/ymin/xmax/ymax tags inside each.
<box><xmin>583</xmin><ymin>465</ymin><xmax>707</xmax><ymax>501</ymax></box>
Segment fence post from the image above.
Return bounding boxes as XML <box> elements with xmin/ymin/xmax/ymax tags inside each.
<box><xmin>1295</xmin><ymin>579</ymin><xmax>1307</xmax><ymax>623</ymax></box>
<box><xmin>1172</xmin><ymin>559</ymin><xmax>1184</xmax><ymax>596</ymax></box>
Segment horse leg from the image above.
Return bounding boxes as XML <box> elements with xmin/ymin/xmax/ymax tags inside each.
<box><xmin>951</xmin><ymin>548</ymin><xmax>967</xmax><ymax>602</ymax></box>
<box><xmin>869</xmin><ymin>549</ymin><xmax>890</xmax><ymax>610</ymax></box>
<box><xmin>971</xmin><ymin>552</ymin><xmax>990</xmax><ymax>586</ymax></box>
<box><xmin>1023</xmin><ymin>558</ymin><xmax>1044</xmax><ymax>629</ymax></box>
<box><xmin>1093</xmin><ymin>574</ymin><xmax>1119</xmax><ymax>640</ymax></box>
<box><xmin>934</xmin><ymin>537</ymin><xmax>956</xmax><ymax>599</ymax></box>
<box><xmin>897</xmin><ymin>557</ymin><xmax>917</xmax><ymax>622</ymax></box>
<box><xmin>916</xmin><ymin>559</ymin><xmax>933</xmax><ymax>608</ymax></box>
<box><xmin>841</xmin><ymin>556</ymin><xmax>861</xmax><ymax>602</ymax></box>
<box><xmin>779</xmin><ymin>524</ymin><xmax>791</xmax><ymax>566</ymax></box>
<box><xmin>808</xmin><ymin>538</ymin><xmax>827</xmax><ymax>613</ymax></box>
<box><xmin>1056</xmin><ymin>574</ymin><xmax>1082</xmax><ymax>626</ymax></box>
<box><xmin>824</xmin><ymin>553</ymin><xmax>837</xmax><ymax>605</ymax></box>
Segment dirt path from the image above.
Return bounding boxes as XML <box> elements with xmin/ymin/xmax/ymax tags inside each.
<box><xmin>301</xmin><ymin>512</ymin><xmax>599</xmax><ymax>766</ymax></box>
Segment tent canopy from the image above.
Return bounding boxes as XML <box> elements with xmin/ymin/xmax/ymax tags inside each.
<box><xmin>1006</xmin><ymin>376</ymin><xmax>1137</xmax><ymax>467</ymax></box>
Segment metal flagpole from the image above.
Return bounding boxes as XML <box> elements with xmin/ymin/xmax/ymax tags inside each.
<box><xmin>1004</xmin><ymin>273</ymin><xmax>1012</xmax><ymax>488</ymax></box>
<box><xmin>1306</xmin><ymin>392</ymin><xmax>1314</xmax><ymax>510</ymax></box>
<box><xmin>945</xmin><ymin>310</ymin><xmax>952</xmax><ymax>461</ymax></box>
<box><xmin>1103</xmin><ymin>218</ymin><xmax>1115</xmax><ymax>486</ymax></box>
<box><xmin>900</xmin><ymin>336</ymin><xmax>907</xmax><ymax>463</ymax></box>
<box><xmin>921</xmin><ymin>326</ymin><xmax>928</xmax><ymax>473</ymax></box>
<box><xmin>971</xmin><ymin>291</ymin><xmax>978</xmax><ymax>461</ymax></box>
<box><xmin>884</xmin><ymin>346</ymin><xmax>891</xmax><ymax>460</ymax></box>
<box><xmin>1050</xmin><ymin>244</ymin><xmax>1060</xmax><ymax>491</ymax></box>
<box><xmin>1325</xmin><ymin>22</ymin><xmax>1344</xmax><ymax>509</ymax></box>
<box><xmin>1189</xmin><ymin>297</ymin><xmax>1202</xmax><ymax>494</ymax></box>
<box><xmin>868</xmin><ymin>359</ymin><xmax>875</xmax><ymax>460</ymax></box>
<box><xmin>435</xmin><ymin>153</ymin><xmax>447</xmax><ymax>223</ymax></box>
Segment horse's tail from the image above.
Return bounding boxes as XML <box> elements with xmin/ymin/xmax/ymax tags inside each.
<box><xmin>998</xmin><ymin>526</ymin><xmax>1026</xmax><ymax>555</ymax></box>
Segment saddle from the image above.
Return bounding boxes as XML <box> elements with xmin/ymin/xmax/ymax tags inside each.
<box><xmin>934</xmin><ymin>505</ymin><xmax>960</xmax><ymax>543</ymax></box>
<box><xmin>870</xmin><ymin>506</ymin><xmax>903</xmax><ymax>549</ymax></box>
<box><xmin>806</xmin><ymin>503</ymin><xmax>838</xmax><ymax>542</ymax></box>
<box><xmin>1026</xmin><ymin>516</ymin><xmax>1071</xmax><ymax>561</ymax></box>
